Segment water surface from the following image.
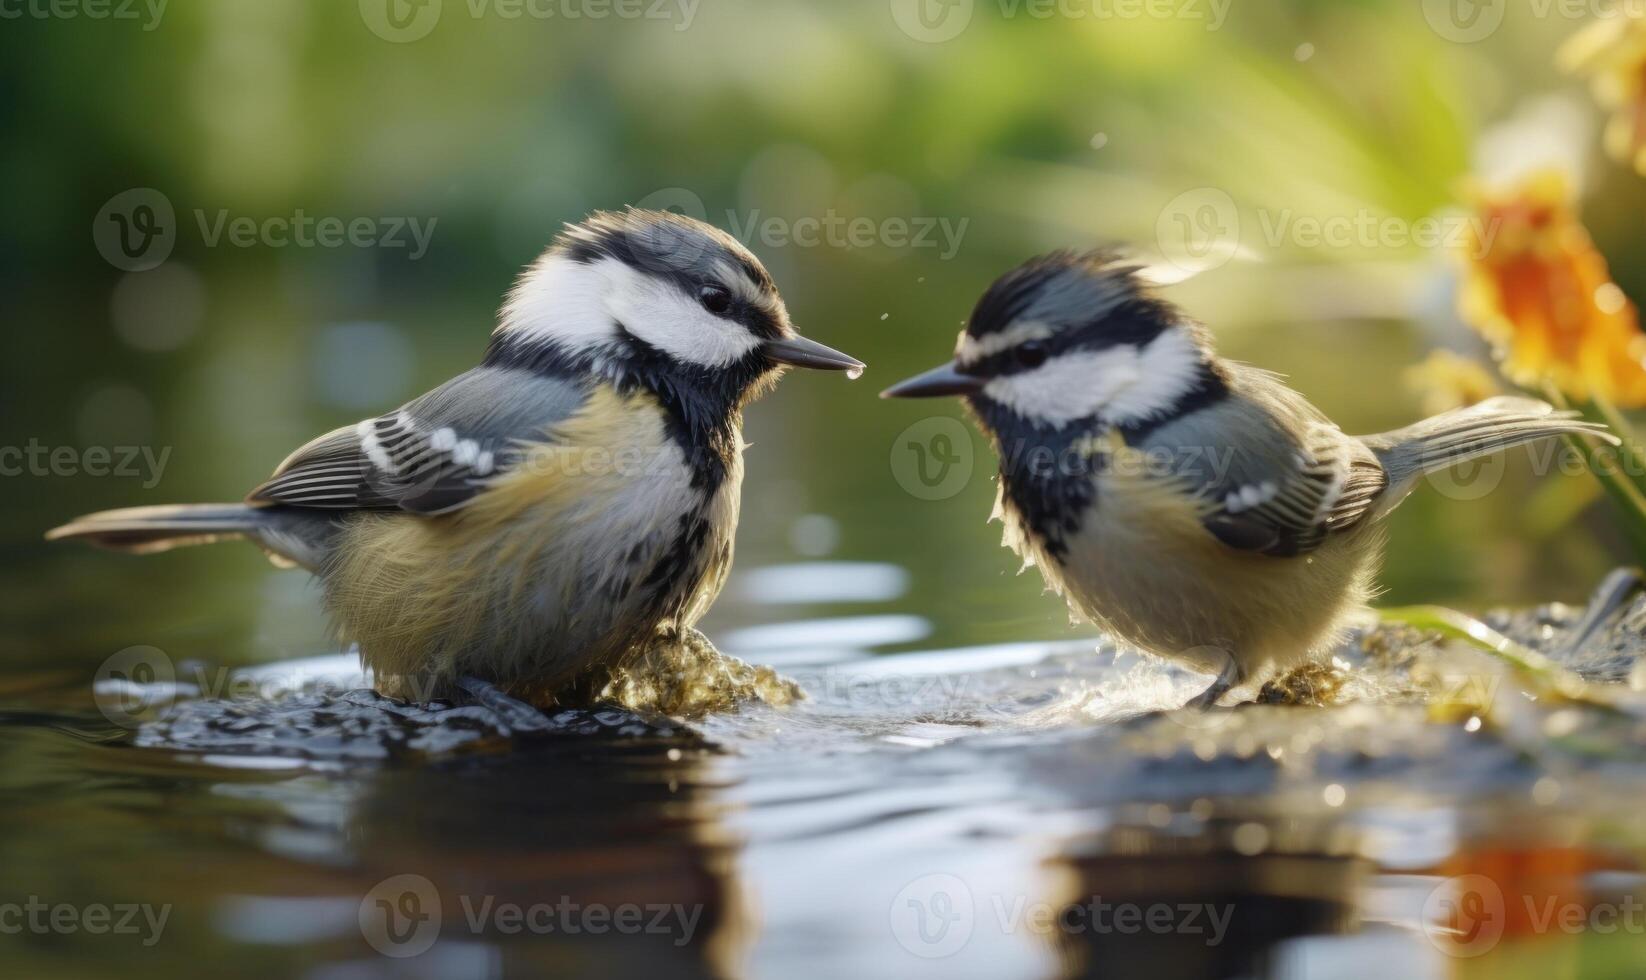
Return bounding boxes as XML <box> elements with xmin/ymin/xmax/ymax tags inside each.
<box><xmin>4</xmin><ymin>558</ymin><xmax>1646</xmax><ymax>979</ymax></box>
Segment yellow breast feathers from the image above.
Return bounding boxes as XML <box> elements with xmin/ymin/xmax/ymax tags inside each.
<box><xmin>326</xmin><ymin>386</ymin><xmax>686</xmax><ymax>690</ymax></box>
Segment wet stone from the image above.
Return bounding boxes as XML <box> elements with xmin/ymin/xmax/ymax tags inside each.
<box><xmin>107</xmin><ymin>581</ymin><xmax>1646</xmax><ymax>769</ymax></box>
<box><xmin>130</xmin><ymin>688</ymin><xmax>696</xmax><ymax>762</ymax></box>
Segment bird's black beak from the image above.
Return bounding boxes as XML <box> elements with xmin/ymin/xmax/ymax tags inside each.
<box><xmin>763</xmin><ymin>335</ymin><xmax>866</xmax><ymax>376</ymax></box>
<box><xmin>879</xmin><ymin>360</ymin><xmax>984</xmax><ymax>399</ymax></box>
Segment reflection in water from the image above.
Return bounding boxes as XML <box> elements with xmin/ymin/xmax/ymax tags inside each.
<box><xmin>331</xmin><ymin>744</ymin><xmax>752</xmax><ymax>978</ymax></box>
<box><xmin>4</xmin><ymin>722</ymin><xmax>754</xmax><ymax>978</ymax></box>
<box><xmin>1050</xmin><ymin>819</ymin><xmax>1369</xmax><ymax>980</ymax></box>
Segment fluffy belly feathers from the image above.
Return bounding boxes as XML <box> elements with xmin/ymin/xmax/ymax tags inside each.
<box><xmin>323</xmin><ymin>387</ymin><xmax>739</xmax><ymax>698</ymax></box>
<box><xmin>1002</xmin><ymin>466</ymin><xmax>1381</xmax><ymax>681</ymax></box>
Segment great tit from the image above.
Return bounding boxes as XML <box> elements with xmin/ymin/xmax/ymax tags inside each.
<box><xmin>883</xmin><ymin>249</ymin><xmax>1613</xmax><ymax>707</ymax></box>
<box><xmin>51</xmin><ymin>208</ymin><xmax>865</xmax><ymax>704</ymax></box>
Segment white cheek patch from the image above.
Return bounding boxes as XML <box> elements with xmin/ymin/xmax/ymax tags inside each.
<box><xmin>498</xmin><ymin>255</ymin><xmax>764</xmax><ymax>368</ymax></box>
<box><xmin>499</xmin><ymin>254</ymin><xmax>619</xmax><ymax>350</ymax></box>
<box><xmin>603</xmin><ymin>261</ymin><xmax>764</xmax><ymax>368</ymax></box>
<box><xmin>985</xmin><ymin>348</ymin><xmax>1139</xmax><ymax>427</ymax></box>
<box><xmin>982</xmin><ymin>326</ymin><xmax>1203</xmax><ymax>428</ymax></box>
<box><xmin>1104</xmin><ymin>326</ymin><xmax>1203</xmax><ymax>424</ymax></box>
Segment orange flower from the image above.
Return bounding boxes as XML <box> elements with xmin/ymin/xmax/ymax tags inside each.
<box><xmin>1457</xmin><ymin>170</ymin><xmax>1646</xmax><ymax>407</ymax></box>
<box><xmin>1559</xmin><ymin>15</ymin><xmax>1646</xmax><ymax>174</ymax></box>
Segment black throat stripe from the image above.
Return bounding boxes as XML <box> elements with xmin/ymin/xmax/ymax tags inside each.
<box><xmin>483</xmin><ymin>330</ymin><xmax>745</xmax><ymax>493</ymax></box>
<box><xmin>973</xmin><ymin>361</ymin><xmax>1230</xmax><ymax>559</ymax></box>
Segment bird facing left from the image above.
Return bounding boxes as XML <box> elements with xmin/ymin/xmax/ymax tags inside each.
<box><xmin>48</xmin><ymin>208</ymin><xmax>866</xmax><ymax>706</ymax></box>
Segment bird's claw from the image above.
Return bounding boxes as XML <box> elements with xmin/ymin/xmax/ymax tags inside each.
<box><xmin>1563</xmin><ymin>566</ymin><xmax>1645</xmax><ymax>656</ymax></box>
<box><xmin>454</xmin><ymin>675</ymin><xmax>554</xmax><ymax>735</ymax></box>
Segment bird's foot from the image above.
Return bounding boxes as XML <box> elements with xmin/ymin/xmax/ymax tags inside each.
<box><xmin>454</xmin><ymin>675</ymin><xmax>554</xmax><ymax>735</ymax></box>
<box><xmin>1563</xmin><ymin>566</ymin><xmax>1645</xmax><ymax>656</ymax></box>
<box><xmin>1183</xmin><ymin>656</ymin><xmax>1243</xmax><ymax>710</ymax></box>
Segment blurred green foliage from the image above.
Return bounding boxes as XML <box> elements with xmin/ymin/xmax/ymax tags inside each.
<box><xmin>1</xmin><ymin>0</ymin><xmax>1638</xmax><ymax>670</ymax></box>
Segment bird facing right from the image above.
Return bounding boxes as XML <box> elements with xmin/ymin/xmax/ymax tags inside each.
<box><xmin>48</xmin><ymin>208</ymin><xmax>865</xmax><ymax>708</ymax></box>
<box><xmin>883</xmin><ymin>249</ymin><xmax>1616</xmax><ymax>707</ymax></box>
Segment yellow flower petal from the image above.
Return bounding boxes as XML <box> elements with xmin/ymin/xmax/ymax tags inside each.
<box><xmin>1561</xmin><ymin>15</ymin><xmax>1646</xmax><ymax>175</ymax></box>
<box><xmin>1455</xmin><ymin>170</ymin><xmax>1646</xmax><ymax>407</ymax></box>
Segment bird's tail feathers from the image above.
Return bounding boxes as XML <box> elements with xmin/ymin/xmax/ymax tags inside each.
<box><xmin>45</xmin><ymin>504</ymin><xmax>270</xmax><ymax>554</ymax></box>
<box><xmin>1364</xmin><ymin>396</ymin><xmax>1618</xmax><ymax>514</ymax></box>
<box><xmin>46</xmin><ymin>503</ymin><xmax>335</xmax><ymax>571</ymax></box>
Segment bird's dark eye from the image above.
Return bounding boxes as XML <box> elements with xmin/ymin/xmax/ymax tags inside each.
<box><xmin>1016</xmin><ymin>341</ymin><xmax>1049</xmax><ymax>369</ymax></box>
<box><xmin>698</xmin><ymin>284</ymin><xmax>732</xmax><ymax>315</ymax></box>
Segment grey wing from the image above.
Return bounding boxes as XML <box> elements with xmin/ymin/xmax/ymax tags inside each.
<box><xmin>1135</xmin><ymin>368</ymin><xmax>1387</xmax><ymax>557</ymax></box>
<box><xmin>249</xmin><ymin>366</ymin><xmax>591</xmax><ymax>515</ymax></box>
